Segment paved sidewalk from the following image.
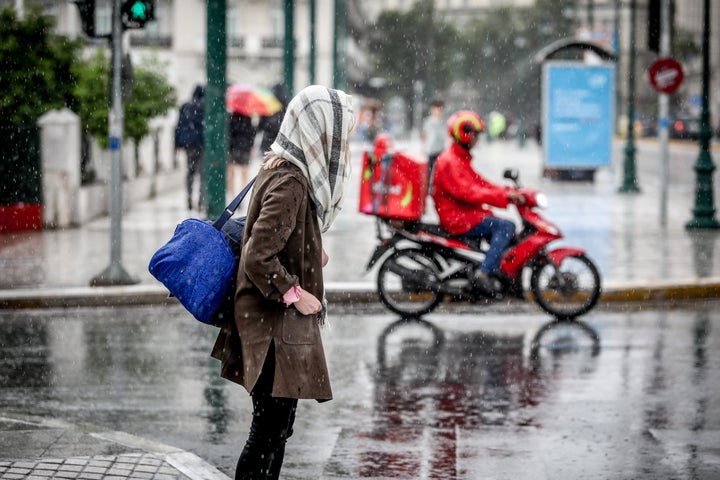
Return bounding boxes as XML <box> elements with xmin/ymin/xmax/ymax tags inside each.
<box><xmin>0</xmin><ymin>414</ymin><xmax>228</xmax><ymax>480</ymax></box>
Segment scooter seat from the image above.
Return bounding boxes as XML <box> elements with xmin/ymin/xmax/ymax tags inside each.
<box><xmin>407</xmin><ymin>222</ymin><xmax>488</xmax><ymax>250</ymax></box>
<box><xmin>410</xmin><ymin>222</ymin><xmax>487</xmax><ymax>240</ymax></box>
<box><xmin>410</xmin><ymin>222</ymin><xmax>449</xmax><ymax>237</ymax></box>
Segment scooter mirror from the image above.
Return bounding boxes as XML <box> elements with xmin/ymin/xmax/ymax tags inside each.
<box><xmin>503</xmin><ymin>168</ymin><xmax>519</xmax><ymax>181</ymax></box>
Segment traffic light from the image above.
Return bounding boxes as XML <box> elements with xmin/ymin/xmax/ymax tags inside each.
<box><xmin>121</xmin><ymin>0</ymin><xmax>155</xmax><ymax>30</ymax></box>
<box><xmin>647</xmin><ymin>0</ymin><xmax>675</xmax><ymax>53</ymax></box>
<box><xmin>73</xmin><ymin>0</ymin><xmax>95</xmax><ymax>37</ymax></box>
<box><xmin>647</xmin><ymin>0</ymin><xmax>660</xmax><ymax>53</ymax></box>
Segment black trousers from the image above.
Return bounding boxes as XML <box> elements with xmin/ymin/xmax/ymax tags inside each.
<box><xmin>185</xmin><ymin>145</ymin><xmax>205</xmax><ymax>208</ymax></box>
<box><xmin>427</xmin><ymin>152</ymin><xmax>441</xmax><ymax>193</ymax></box>
<box><xmin>235</xmin><ymin>343</ymin><xmax>298</xmax><ymax>480</ymax></box>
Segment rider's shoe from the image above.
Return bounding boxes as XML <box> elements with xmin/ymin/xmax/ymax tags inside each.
<box><xmin>471</xmin><ymin>270</ymin><xmax>498</xmax><ymax>294</ymax></box>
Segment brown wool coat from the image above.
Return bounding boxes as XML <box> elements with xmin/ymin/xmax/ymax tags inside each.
<box><xmin>211</xmin><ymin>163</ymin><xmax>332</xmax><ymax>401</ymax></box>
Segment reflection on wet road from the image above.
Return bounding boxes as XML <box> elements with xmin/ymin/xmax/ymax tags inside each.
<box><xmin>0</xmin><ymin>303</ymin><xmax>718</xmax><ymax>479</ymax></box>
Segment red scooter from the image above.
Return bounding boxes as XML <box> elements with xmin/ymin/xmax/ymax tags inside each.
<box><xmin>366</xmin><ymin>168</ymin><xmax>602</xmax><ymax>318</ymax></box>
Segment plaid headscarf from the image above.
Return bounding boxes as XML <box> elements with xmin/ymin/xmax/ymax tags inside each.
<box><xmin>270</xmin><ymin>85</ymin><xmax>354</xmax><ymax>232</ymax></box>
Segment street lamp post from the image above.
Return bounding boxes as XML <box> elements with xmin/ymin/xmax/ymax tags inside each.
<box><xmin>482</xmin><ymin>45</ymin><xmax>495</xmax><ymax>111</ymax></box>
<box><xmin>332</xmin><ymin>0</ymin><xmax>347</xmax><ymax>91</ymax></box>
<box><xmin>619</xmin><ymin>0</ymin><xmax>640</xmax><ymax>193</ymax></box>
<box><xmin>514</xmin><ymin>36</ymin><xmax>528</xmax><ymax>148</ymax></box>
<box><xmin>283</xmin><ymin>0</ymin><xmax>294</xmax><ymax>96</ymax></box>
<box><xmin>309</xmin><ymin>0</ymin><xmax>316</xmax><ymax>85</ymax></box>
<box><xmin>204</xmin><ymin>0</ymin><xmax>227</xmax><ymax>219</ymax></box>
<box><xmin>686</xmin><ymin>0</ymin><xmax>720</xmax><ymax>229</ymax></box>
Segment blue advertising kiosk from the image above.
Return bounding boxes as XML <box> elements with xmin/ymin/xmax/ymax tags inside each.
<box><xmin>535</xmin><ymin>39</ymin><xmax>616</xmax><ymax>181</ymax></box>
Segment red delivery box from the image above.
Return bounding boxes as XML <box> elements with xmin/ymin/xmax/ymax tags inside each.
<box><xmin>359</xmin><ymin>134</ymin><xmax>428</xmax><ymax>221</ymax></box>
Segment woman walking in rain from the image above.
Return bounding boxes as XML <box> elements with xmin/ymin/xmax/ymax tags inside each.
<box><xmin>227</xmin><ymin>112</ymin><xmax>256</xmax><ymax>197</ymax></box>
<box><xmin>211</xmin><ymin>85</ymin><xmax>354</xmax><ymax>480</ymax></box>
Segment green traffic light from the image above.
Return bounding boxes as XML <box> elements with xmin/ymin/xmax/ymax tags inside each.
<box><xmin>121</xmin><ymin>0</ymin><xmax>153</xmax><ymax>29</ymax></box>
<box><xmin>129</xmin><ymin>1</ymin><xmax>147</xmax><ymax>20</ymax></box>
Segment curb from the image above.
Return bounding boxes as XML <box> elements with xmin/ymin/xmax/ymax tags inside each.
<box><xmin>0</xmin><ymin>279</ymin><xmax>719</xmax><ymax>310</ymax></box>
<box><xmin>597</xmin><ymin>277</ymin><xmax>720</xmax><ymax>303</ymax></box>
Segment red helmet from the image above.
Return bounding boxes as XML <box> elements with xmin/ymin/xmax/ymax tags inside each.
<box><xmin>447</xmin><ymin>110</ymin><xmax>485</xmax><ymax>145</ymax></box>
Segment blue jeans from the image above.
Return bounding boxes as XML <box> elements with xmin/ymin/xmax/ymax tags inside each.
<box><xmin>465</xmin><ymin>216</ymin><xmax>516</xmax><ymax>274</ymax></box>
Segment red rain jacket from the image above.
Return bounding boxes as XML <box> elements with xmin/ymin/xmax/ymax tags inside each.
<box><xmin>432</xmin><ymin>142</ymin><xmax>510</xmax><ymax>235</ymax></box>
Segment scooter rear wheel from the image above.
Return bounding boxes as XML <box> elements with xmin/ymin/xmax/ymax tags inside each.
<box><xmin>377</xmin><ymin>248</ymin><xmax>443</xmax><ymax>317</ymax></box>
<box><xmin>530</xmin><ymin>253</ymin><xmax>601</xmax><ymax>318</ymax></box>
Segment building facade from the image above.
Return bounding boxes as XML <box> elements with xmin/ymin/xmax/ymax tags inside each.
<box><xmin>3</xmin><ymin>0</ymin><xmax>718</xmax><ymax>131</ymax></box>
<box><xmin>4</xmin><ymin>0</ymin><xmax>340</xmax><ymax>101</ymax></box>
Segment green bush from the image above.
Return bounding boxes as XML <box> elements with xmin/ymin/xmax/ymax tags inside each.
<box><xmin>0</xmin><ymin>8</ymin><xmax>81</xmax><ymax>126</ymax></box>
<box><xmin>1</xmin><ymin>7</ymin><xmax>176</xmax><ymax>155</ymax></box>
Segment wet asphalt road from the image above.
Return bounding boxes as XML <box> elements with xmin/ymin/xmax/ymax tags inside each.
<box><xmin>1</xmin><ymin>302</ymin><xmax>719</xmax><ymax>479</ymax></box>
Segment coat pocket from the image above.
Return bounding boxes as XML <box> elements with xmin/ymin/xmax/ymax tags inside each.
<box><xmin>281</xmin><ymin>308</ymin><xmax>319</xmax><ymax>345</ymax></box>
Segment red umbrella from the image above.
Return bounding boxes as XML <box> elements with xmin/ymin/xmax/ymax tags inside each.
<box><xmin>226</xmin><ymin>84</ymin><xmax>283</xmax><ymax>116</ymax></box>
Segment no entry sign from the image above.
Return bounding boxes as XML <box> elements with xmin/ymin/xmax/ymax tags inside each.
<box><xmin>649</xmin><ymin>58</ymin><xmax>684</xmax><ymax>94</ymax></box>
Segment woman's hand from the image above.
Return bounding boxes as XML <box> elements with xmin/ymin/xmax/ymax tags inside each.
<box><xmin>322</xmin><ymin>247</ymin><xmax>329</xmax><ymax>268</ymax></box>
<box><xmin>294</xmin><ymin>288</ymin><xmax>323</xmax><ymax>315</ymax></box>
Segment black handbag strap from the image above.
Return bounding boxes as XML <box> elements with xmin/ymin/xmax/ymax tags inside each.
<box><xmin>212</xmin><ymin>176</ymin><xmax>257</xmax><ymax>230</ymax></box>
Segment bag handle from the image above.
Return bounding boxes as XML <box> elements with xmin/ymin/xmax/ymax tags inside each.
<box><xmin>212</xmin><ymin>176</ymin><xmax>257</xmax><ymax>230</ymax></box>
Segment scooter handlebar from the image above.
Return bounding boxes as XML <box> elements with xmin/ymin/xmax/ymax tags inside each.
<box><xmin>509</xmin><ymin>187</ymin><xmax>544</xmax><ymax>209</ymax></box>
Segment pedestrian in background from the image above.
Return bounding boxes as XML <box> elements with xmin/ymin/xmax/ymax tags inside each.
<box><xmin>357</xmin><ymin>99</ymin><xmax>382</xmax><ymax>143</ymax></box>
<box><xmin>227</xmin><ymin>112</ymin><xmax>257</xmax><ymax>197</ymax></box>
<box><xmin>257</xmin><ymin>83</ymin><xmax>290</xmax><ymax>155</ymax></box>
<box><xmin>211</xmin><ymin>85</ymin><xmax>355</xmax><ymax>480</ymax></box>
<box><xmin>174</xmin><ymin>85</ymin><xmax>205</xmax><ymax>210</ymax></box>
<box><xmin>421</xmin><ymin>98</ymin><xmax>446</xmax><ymax>191</ymax></box>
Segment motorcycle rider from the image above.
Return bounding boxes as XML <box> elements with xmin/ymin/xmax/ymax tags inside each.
<box><xmin>431</xmin><ymin>110</ymin><xmax>525</xmax><ymax>293</ymax></box>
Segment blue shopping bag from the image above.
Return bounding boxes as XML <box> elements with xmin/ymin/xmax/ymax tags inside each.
<box><xmin>149</xmin><ymin>178</ymin><xmax>255</xmax><ymax>326</ymax></box>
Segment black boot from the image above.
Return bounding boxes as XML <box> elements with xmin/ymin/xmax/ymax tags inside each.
<box><xmin>472</xmin><ymin>270</ymin><xmax>497</xmax><ymax>294</ymax></box>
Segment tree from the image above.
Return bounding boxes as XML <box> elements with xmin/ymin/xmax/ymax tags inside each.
<box><xmin>461</xmin><ymin>8</ymin><xmax>520</xmax><ymax>111</ymax></box>
<box><xmin>366</xmin><ymin>0</ymin><xmax>578</xmax><ymax>129</ymax></box>
<box><xmin>125</xmin><ymin>58</ymin><xmax>177</xmax><ymax>171</ymax></box>
<box><xmin>73</xmin><ymin>50</ymin><xmax>176</xmax><ymax>167</ymax></box>
<box><xmin>460</xmin><ymin>0</ymin><xmax>577</xmax><ymax>120</ymax></box>
<box><xmin>0</xmin><ymin>8</ymin><xmax>81</xmax><ymax>126</ymax></box>
<box><xmin>73</xmin><ymin>50</ymin><xmax>110</xmax><ymax>148</ymax></box>
<box><xmin>368</xmin><ymin>0</ymin><xmax>459</xmax><ymax>125</ymax></box>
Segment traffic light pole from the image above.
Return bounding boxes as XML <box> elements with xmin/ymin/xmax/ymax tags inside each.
<box><xmin>91</xmin><ymin>0</ymin><xmax>138</xmax><ymax>286</ymax></box>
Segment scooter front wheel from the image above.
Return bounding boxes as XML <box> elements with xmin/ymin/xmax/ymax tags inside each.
<box><xmin>377</xmin><ymin>248</ymin><xmax>443</xmax><ymax>317</ymax></box>
<box><xmin>530</xmin><ymin>253</ymin><xmax>601</xmax><ymax>318</ymax></box>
